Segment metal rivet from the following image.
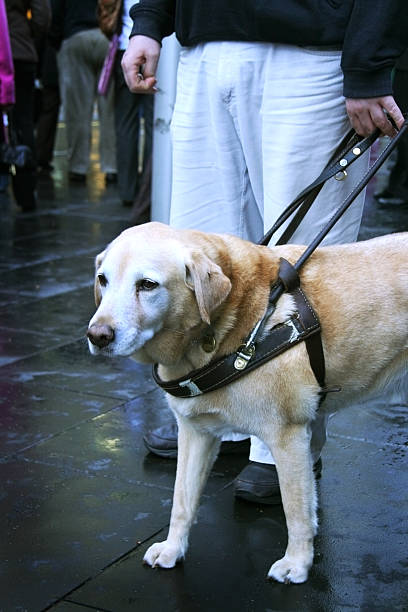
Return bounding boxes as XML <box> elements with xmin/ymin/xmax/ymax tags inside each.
<box><xmin>352</xmin><ymin>147</ymin><xmax>361</xmax><ymax>156</ymax></box>
<box><xmin>335</xmin><ymin>170</ymin><xmax>347</xmax><ymax>181</ymax></box>
<box><xmin>339</xmin><ymin>158</ymin><xmax>348</xmax><ymax>167</ymax></box>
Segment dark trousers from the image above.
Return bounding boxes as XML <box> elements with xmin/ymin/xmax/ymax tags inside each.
<box><xmin>114</xmin><ymin>51</ymin><xmax>153</xmax><ymax>203</ymax></box>
<box><xmin>388</xmin><ymin>69</ymin><xmax>408</xmax><ymax>199</ymax></box>
<box><xmin>10</xmin><ymin>61</ymin><xmax>37</xmax><ymax>209</ymax></box>
<box><xmin>35</xmin><ymin>85</ymin><xmax>60</xmax><ymax>168</ymax></box>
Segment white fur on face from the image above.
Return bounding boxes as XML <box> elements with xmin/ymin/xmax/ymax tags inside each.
<box><xmin>87</xmin><ymin>238</ymin><xmax>182</xmax><ymax>357</ymax></box>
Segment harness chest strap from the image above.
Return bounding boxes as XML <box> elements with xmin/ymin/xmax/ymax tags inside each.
<box><xmin>153</xmin><ymin>259</ymin><xmax>327</xmax><ymax>398</ymax></box>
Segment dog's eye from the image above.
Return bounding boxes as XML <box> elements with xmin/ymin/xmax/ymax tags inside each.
<box><xmin>138</xmin><ymin>278</ymin><xmax>159</xmax><ymax>291</ymax></box>
<box><xmin>98</xmin><ymin>273</ymin><xmax>108</xmax><ymax>287</ymax></box>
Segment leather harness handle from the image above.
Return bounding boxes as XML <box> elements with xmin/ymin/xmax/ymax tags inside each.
<box><xmin>257</xmin><ymin>119</ymin><xmax>408</xmax><ymax>310</ymax></box>
<box><xmin>259</xmin><ymin>119</ymin><xmax>408</xmax><ymax>250</ymax></box>
<box><xmin>259</xmin><ymin>128</ymin><xmax>370</xmax><ymax>247</ymax></box>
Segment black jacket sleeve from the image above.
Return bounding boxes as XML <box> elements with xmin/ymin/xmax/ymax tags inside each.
<box><xmin>341</xmin><ymin>0</ymin><xmax>408</xmax><ymax>98</ymax></box>
<box><xmin>129</xmin><ymin>0</ymin><xmax>175</xmax><ymax>44</ymax></box>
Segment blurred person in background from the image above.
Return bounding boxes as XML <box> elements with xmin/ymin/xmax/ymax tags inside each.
<box><xmin>4</xmin><ymin>0</ymin><xmax>50</xmax><ymax>210</ymax></box>
<box><xmin>35</xmin><ymin>39</ymin><xmax>60</xmax><ymax>175</ymax></box>
<box><xmin>110</xmin><ymin>0</ymin><xmax>153</xmax><ymax>218</ymax></box>
<box><xmin>0</xmin><ymin>0</ymin><xmax>14</xmax><ymax>194</ymax></box>
<box><xmin>49</xmin><ymin>0</ymin><xmax>117</xmax><ymax>184</ymax></box>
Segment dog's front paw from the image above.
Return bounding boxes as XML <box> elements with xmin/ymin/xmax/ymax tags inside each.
<box><xmin>143</xmin><ymin>541</ymin><xmax>184</xmax><ymax>569</ymax></box>
<box><xmin>267</xmin><ymin>555</ymin><xmax>311</xmax><ymax>584</ymax></box>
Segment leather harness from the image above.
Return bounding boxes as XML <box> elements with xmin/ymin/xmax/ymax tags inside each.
<box><xmin>153</xmin><ymin>258</ymin><xmax>327</xmax><ymax>398</ymax></box>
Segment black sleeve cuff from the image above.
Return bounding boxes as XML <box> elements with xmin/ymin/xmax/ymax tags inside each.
<box><xmin>342</xmin><ymin>67</ymin><xmax>393</xmax><ymax>99</ymax></box>
<box><xmin>129</xmin><ymin>5</ymin><xmax>174</xmax><ymax>43</ymax></box>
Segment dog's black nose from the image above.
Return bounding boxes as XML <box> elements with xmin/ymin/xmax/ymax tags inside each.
<box><xmin>87</xmin><ymin>324</ymin><xmax>115</xmax><ymax>348</ymax></box>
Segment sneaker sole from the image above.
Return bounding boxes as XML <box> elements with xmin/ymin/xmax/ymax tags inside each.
<box><xmin>143</xmin><ymin>440</ymin><xmax>177</xmax><ymax>459</ymax></box>
<box><xmin>235</xmin><ymin>490</ymin><xmax>282</xmax><ymax>505</ymax></box>
<box><xmin>143</xmin><ymin>438</ymin><xmax>250</xmax><ymax>459</ymax></box>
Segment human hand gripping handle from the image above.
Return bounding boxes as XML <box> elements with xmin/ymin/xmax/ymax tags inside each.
<box><xmin>121</xmin><ymin>35</ymin><xmax>161</xmax><ymax>94</ymax></box>
<box><xmin>346</xmin><ymin>95</ymin><xmax>404</xmax><ymax>137</ymax></box>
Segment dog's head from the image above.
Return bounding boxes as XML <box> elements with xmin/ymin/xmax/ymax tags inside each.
<box><xmin>87</xmin><ymin>223</ymin><xmax>231</xmax><ymax>363</ymax></box>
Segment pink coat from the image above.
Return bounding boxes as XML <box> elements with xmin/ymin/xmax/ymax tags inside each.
<box><xmin>0</xmin><ymin>0</ymin><xmax>15</xmax><ymax>107</ymax></box>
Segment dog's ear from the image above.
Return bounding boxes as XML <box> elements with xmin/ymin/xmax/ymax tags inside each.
<box><xmin>185</xmin><ymin>252</ymin><xmax>231</xmax><ymax>325</ymax></box>
<box><xmin>94</xmin><ymin>250</ymin><xmax>106</xmax><ymax>307</ymax></box>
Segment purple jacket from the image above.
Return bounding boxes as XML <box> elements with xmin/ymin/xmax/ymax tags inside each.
<box><xmin>0</xmin><ymin>0</ymin><xmax>15</xmax><ymax>107</ymax></box>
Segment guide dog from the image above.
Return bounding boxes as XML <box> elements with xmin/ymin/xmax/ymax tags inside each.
<box><xmin>87</xmin><ymin>222</ymin><xmax>407</xmax><ymax>583</ymax></box>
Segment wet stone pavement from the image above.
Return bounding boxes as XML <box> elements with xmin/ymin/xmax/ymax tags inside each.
<box><xmin>0</xmin><ymin>132</ymin><xmax>407</xmax><ymax>612</ymax></box>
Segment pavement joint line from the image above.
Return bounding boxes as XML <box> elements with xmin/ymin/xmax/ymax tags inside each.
<box><xmin>0</xmin><ymin>373</ymin><xmax>151</xmax><ymax>401</ymax></box>
<box><xmin>0</xmin><ymin>280</ymin><xmax>93</xmax><ymax>297</ymax></box>
<box><xmin>0</xmin><ymin>324</ymin><xmax>87</xmax><ymax>338</ymax></box>
<box><xmin>0</xmin><ymin>338</ymin><xmax>95</xmax><ymax>368</ymax></box>
<box><xmin>59</xmin><ymin>601</ymin><xmax>113</xmax><ymax>612</ymax></box>
<box><xmin>0</xmin><ymin>291</ymin><xmax>93</xmax><ymax>314</ymax></box>
<box><xmin>0</xmin><ymin>387</ymin><xmax>163</xmax><ymax>461</ymax></box>
<box><xmin>330</xmin><ymin>431</ymin><xmax>405</xmax><ymax>448</ymax></box>
<box><xmin>0</xmin><ymin>248</ymin><xmax>104</xmax><ymax>269</ymax></box>
<box><xmin>0</xmin><ymin>406</ymin><xmax>130</xmax><ymax>460</ymax></box>
<box><xmin>22</xmin><ymin>380</ymin><xmax>154</xmax><ymax>401</ymax></box>
<box><xmin>40</xmin><ymin>525</ymin><xmax>168</xmax><ymax>612</ymax></box>
<box><xmin>2</xmin><ymin>455</ymin><xmax>176</xmax><ymax>492</ymax></box>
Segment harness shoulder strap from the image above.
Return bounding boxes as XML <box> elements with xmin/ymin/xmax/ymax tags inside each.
<box><xmin>279</xmin><ymin>258</ymin><xmax>326</xmax><ymax>389</ymax></box>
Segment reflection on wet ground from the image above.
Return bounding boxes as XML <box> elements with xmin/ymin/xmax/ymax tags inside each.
<box><xmin>0</xmin><ymin>127</ymin><xmax>406</xmax><ymax>611</ymax></box>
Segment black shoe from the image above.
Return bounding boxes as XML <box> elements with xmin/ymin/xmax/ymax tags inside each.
<box><xmin>12</xmin><ymin>179</ymin><xmax>37</xmax><ymax>212</ymax></box>
<box><xmin>377</xmin><ymin>195</ymin><xmax>407</xmax><ymax>206</ymax></box>
<box><xmin>143</xmin><ymin>423</ymin><xmax>250</xmax><ymax>459</ymax></box>
<box><xmin>38</xmin><ymin>163</ymin><xmax>54</xmax><ymax>174</ymax></box>
<box><xmin>234</xmin><ymin>458</ymin><xmax>323</xmax><ymax>505</ymax></box>
<box><xmin>374</xmin><ymin>188</ymin><xmax>394</xmax><ymax>200</ymax></box>
<box><xmin>374</xmin><ymin>188</ymin><xmax>407</xmax><ymax>205</ymax></box>
<box><xmin>105</xmin><ymin>172</ymin><xmax>117</xmax><ymax>184</ymax></box>
<box><xmin>68</xmin><ymin>171</ymin><xmax>86</xmax><ymax>183</ymax></box>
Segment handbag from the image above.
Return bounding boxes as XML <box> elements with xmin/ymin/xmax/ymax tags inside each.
<box><xmin>1</xmin><ymin>112</ymin><xmax>32</xmax><ymax>172</ymax></box>
<box><xmin>97</xmin><ymin>34</ymin><xmax>119</xmax><ymax>96</ymax></box>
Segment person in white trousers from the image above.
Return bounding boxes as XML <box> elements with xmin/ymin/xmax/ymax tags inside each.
<box><xmin>122</xmin><ymin>1</ymin><xmax>406</xmax><ymax>504</ymax></box>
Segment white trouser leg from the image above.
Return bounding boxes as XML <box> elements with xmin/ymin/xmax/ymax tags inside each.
<box><xmin>170</xmin><ymin>43</ymin><xmax>263</xmax><ymax>241</ymax></box>
<box><xmin>170</xmin><ymin>42</ymin><xmax>369</xmax><ymax>459</ymax></box>
<box><xmin>260</xmin><ymin>44</ymin><xmax>368</xmax><ymax>245</ymax></box>
<box><xmin>250</xmin><ymin>411</ymin><xmax>329</xmax><ymax>464</ymax></box>
<box><xmin>58</xmin><ymin>32</ymin><xmax>95</xmax><ymax>174</ymax></box>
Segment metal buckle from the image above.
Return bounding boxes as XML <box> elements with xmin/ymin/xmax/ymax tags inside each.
<box><xmin>234</xmin><ymin>343</ymin><xmax>255</xmax><ymax>371</ymax></box>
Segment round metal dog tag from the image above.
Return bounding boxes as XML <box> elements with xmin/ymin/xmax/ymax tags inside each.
<box><xmin>201</xmin><ymin>334</ymin><xmax>216</xmax><ymax>353</ymax></box>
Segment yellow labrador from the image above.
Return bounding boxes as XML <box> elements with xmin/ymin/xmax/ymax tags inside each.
<box><xmin>87</xmin><ymin>222</ymin><xmax>407</xmax><ymax>584</ymax></box>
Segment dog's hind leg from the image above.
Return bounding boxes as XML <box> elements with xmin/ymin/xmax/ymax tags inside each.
<box><xmin>265</xmin><ymin>421</ymin><xmax>317</xmax><ymax>584</ymax></box>
<box><xmin>143</xmin><ymin>416</ymin><xmax>221</xmax><ymax>569</ymax></box>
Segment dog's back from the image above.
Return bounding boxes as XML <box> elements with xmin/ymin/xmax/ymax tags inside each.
<box><xmin>296</xmin><ymin>232</ymin><xmax>408</xmax><ymax>404</ymax></box>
